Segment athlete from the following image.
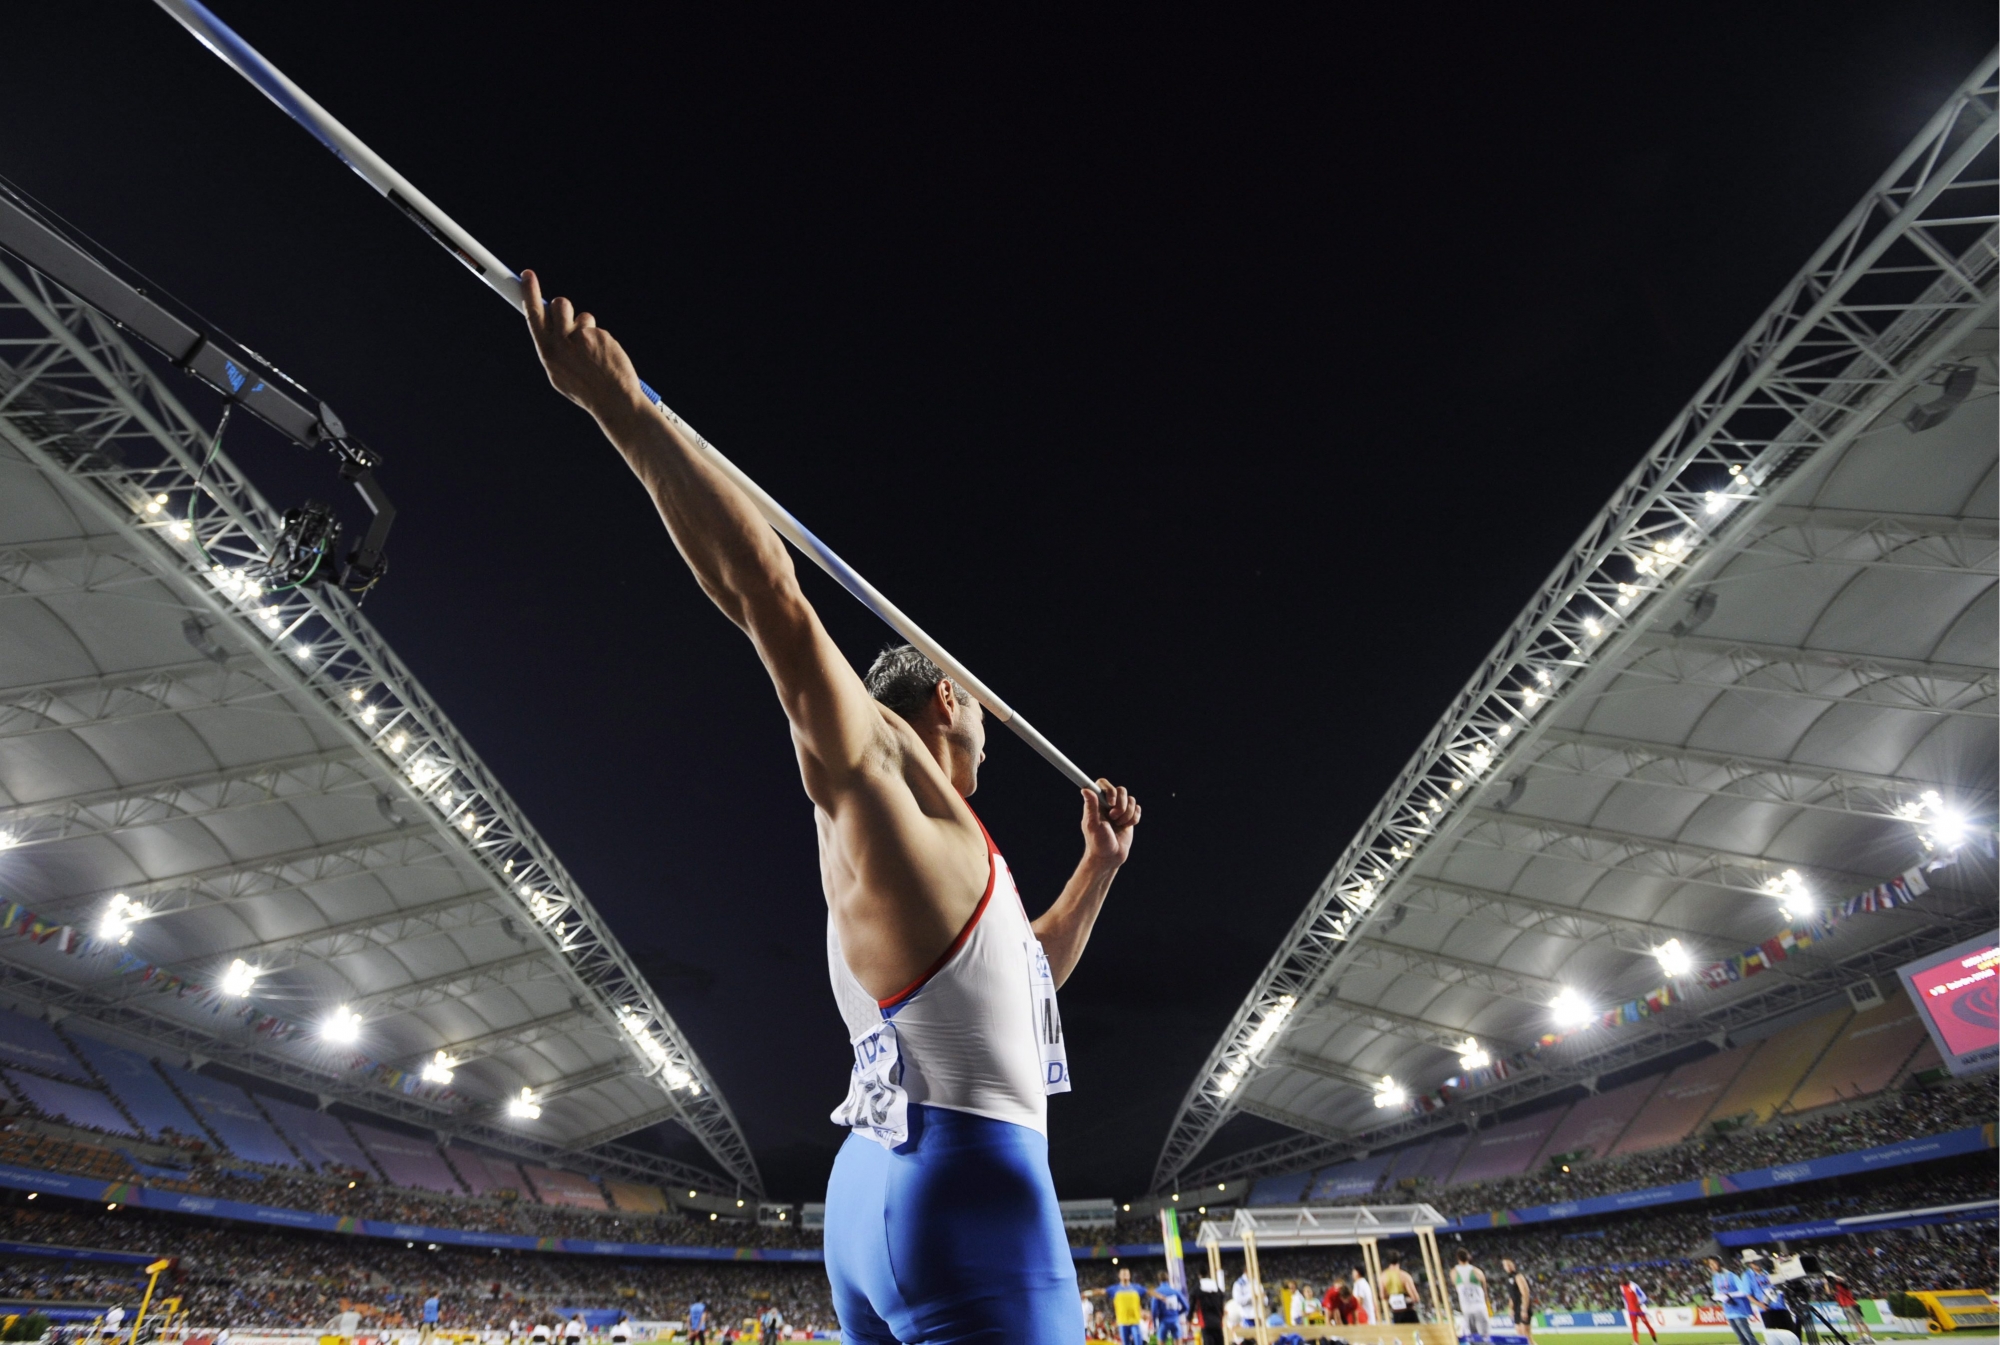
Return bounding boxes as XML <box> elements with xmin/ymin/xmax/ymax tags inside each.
<box><xmin>687</xmin><ymin>1300</ymin><xmax>708</xmax><ymax>1345</ymax></box>
<box><xmin>1380</xmin><ymin>1253</ymin><xmax>1421</xmax><ymax>1325</ymax></box>
<box><xmin>524</xmin><ymin>276</ymin><xmax>1140</xmax><ymax>1343</ymax></box>
<box><xmin>1349</xmin><ymin>1266</ymin><xmax>1374</xmax><ymax>1324</ymax></box>
<box><xmin>1620</xmin><ymin>1279</ymin><xmax>1657</xmax><ymax>1343</ymax></box>
<box><xmin>1452</xmin><ymin>1248</ymin><xmax>1491</xmax><ymax>1340</ymax></box>
<box><xmin>1107</xmin><ymin>1268</ymin><xmax>1150</xmax><ymax>1345</ymax></box>
<box><xmin>1500</xmin><ymin>1258</ymin><xmax>1531</xmax><ymax>1340</ymax></box>
<box><xmin>1154</xmin><ymin>1278</ymin><xmax>1190</xmax><ymax>1342</ymax></box>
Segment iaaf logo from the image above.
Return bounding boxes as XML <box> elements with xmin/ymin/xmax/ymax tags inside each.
<box><xmin>1769</xmin><ymin>1164</ymin><xmax>1812</xmax><ymax>1183</ymax></box>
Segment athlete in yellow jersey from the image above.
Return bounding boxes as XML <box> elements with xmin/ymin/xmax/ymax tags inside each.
<box><xmin>1107</xmin><ymin>1267</ymin><xmax>1149</xmax><ymax>1345</ymax></box>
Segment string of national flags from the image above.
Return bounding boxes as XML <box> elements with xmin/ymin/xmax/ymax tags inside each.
<box><xmin>0</xmin><ymin>898</ymin><xmax>457</xmax><ymax>1102</ymax></box>
<box><xmin>1393</xmin><ymin>858</ymin><xmax>1945</xmax><ymax>1117</ymax></box>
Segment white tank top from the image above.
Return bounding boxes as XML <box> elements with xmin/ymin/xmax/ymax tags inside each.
<box><xmin>1454</xmin><ymin>1266</ymin><xmax>1487</xmax><ymax>1312</ymax></box>
<box><xmin>828</xmin><ymin>818</ymin><xmax>1069</xmax><ymax>1146</ymax></box>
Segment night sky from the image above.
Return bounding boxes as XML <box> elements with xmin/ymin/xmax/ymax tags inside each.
<box><xmin>5</xmin><ymin>3</ymin><xmax>1992</xmax><ymax>1200</ymax></box>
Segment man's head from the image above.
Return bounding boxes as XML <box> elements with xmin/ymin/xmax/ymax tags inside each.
<box><xmin>1353</xmin><ymin>1267</ymin><xmax>1367</xmax><ymax>1281</ymax></box>
<box><xmin>1706</xmin><ymin>1257</ymin><xmax>1722</xmax><ymax>1271</ymax></box>
<box><xmin>1456</xmin><ymin>1248</ymin><xmax>1471</xmax><ymax>1264</ymax></box>
<box><xmin>865</xmin><ymin>645</ymin><xmax>986</xmax><ymax>794</ymax></box>
<box><xmin>1386</xmin><ymin>1253</ymin><xmax>1402</xmax><ymax>1268</ymax></box>
<box><xmin>1118</xmin><ymin>1267</ymin><xmax>1132</xmax><ymax>1284</ymax></box>
<box><xmin>1501</xmin><ymin>1259</ymin><xmax>1516</xmax><ymax>1273</ymax></box>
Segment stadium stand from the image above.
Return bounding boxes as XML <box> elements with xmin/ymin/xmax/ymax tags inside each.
<box><xmin>260</xmin><ymin>1095</ymin><xmax>376</xmax><ymax>1175</ymax></box>
<box><xmin>605</xmin><ymin>1178</ymin><xmax>670</xmax><ymax>1213</ymax></box>
<box><xmin>350</xmin><ymin>1121</ymin><xmax>462</xmax><ymax>1194</ymax></box>
<box><xmin>1449</xmin><ymin>1107</ymin><xmax>1565</xmax><ymax>1184</ymax></box>
<box><xmin>152</xmin><ymin>1063</ymin><xmax>300</xmax><ymax>1167</ymax></box>
<box><xmin>444</xmin><ymin>1145</ymin><xmax>529</xmax><ymax>1197</ymax></box>
<box><xmin>3</xmin><ymin>1071</ymin><xmax>133</xmax><ymax>1138</ymax></box>
<box><xmin>1609</xmin><ymin>1045</ymin><xmax>1747</xmax><ymax>1155</ymax></box>
<box><xmin>1404</xmin><ymin>1132</ymin><xmax>1468</xmax><ymax>1185</ymax></box>
<box><xmin>0</xmin><ymin>1008</ymin><xmax>92</xmax><ymax>1083</ymax></box>
<box><xmin>1381</xmin><ymin>1137</ymin><xmax>1434</xmax><ymax>1184</ymax></box>
<box><xmin>1248</xmin><ymin>1169</ymin><xmax>1312</xmax><ymax>1205</ymax></box>
<box><xmin>525</xmin><ymin>1163</ymin><xmax>607</xmax><ymax>1209</ymax></box>
<box><xmin>1789</xmin><ymin>987</ymin><xmax>1930</xmax><ymax>1112</ymax></box>
<box><xmin>1305</xmin><ymin>1154</ymin><xmax>1391</xmax><ymax>1201</ymax></box>
<box><xmin>1530</xmin><ymin>1074</ymin><xmax>1656</xmax><ymax>1164</ymax></box>
<box><xmin>63</xmin><ymin>1033</ymin><xmax>205</xmax><ymax>1143</ymax></box>
<box><xmin>1701</xmin><ymin>1008</ymin><xmax>1852</xmax><ymax>1128</ymax></box>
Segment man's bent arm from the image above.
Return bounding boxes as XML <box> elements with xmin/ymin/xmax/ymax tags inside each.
<box><xmin>520</xmin><ymin>271</ymin><xmax>880</xmax><ymax>794</ymax></box>
<box><xmin>1033</xmin><ymin>781</ymin><xmax>1141</xmax><ymax>986</ymax></box>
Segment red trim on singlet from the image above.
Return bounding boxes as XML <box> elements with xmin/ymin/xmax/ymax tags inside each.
<box><xmin>875</xmin><ymin>815</ymin><xmax>1001</xmax><ymax>1011</ymax></box>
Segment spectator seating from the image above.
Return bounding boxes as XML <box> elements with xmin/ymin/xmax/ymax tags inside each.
<box><xmin>1450</xmin><ymin>1106</ymin><xmax>1566</xmax><ymax>1184</ymax></box>
<box><xmin>1609</xmin><ymin>1045</ymin><xmax>1748</xmax><ymax>1154</ymax></box>
<box><xmin>1403</xmin><ymin>1131</ymin><xmax>1467</xmax><ymax>1184</ymax></box>
<box><xmin>350</xmin><ymin>1122</ymin><xmax>462</xmax><ymax>1194</ymax></box>
<box><xmin>1789</xmin><ymin>987</ymin><xmax>1929</xmax><ymax>1111</ymax></box>
<box><xmin>443</xmin><ymin>1145</ymin><xmax>529</xmax><ymax>1197</ymax></box>
<box><xmin>1529</xmin><ymin>1074</ymin><xmax>1656</xmax><ymax>1165</ymax></box>
<box><xmin>1381</xmin><ymin>1137</ymin><xmax>1435</xmax><ymax>1185</ymax></box>
<box><xmin>1248</xmin><ymin>1169</ymin><xmax>1313</xmax><ymax>1205</ymax></box>
<box><xmin>154</xmin><ymin>1062</ymin><xmax>299</xmax><ymax>1166</ymax></box>
<box><xmin>1306</xmin><ymin>1154</ymin><xmax>1391</xmax><ymax>1201</ymax></box>
<box><xmin>603</xmin><ymin>1179</ymin><xmax>669</xmax><ymax>1213</ymax></box>
<box><xmin>0</xmin><ymin>1126</ymin><xmax>139</xmax><ymax>1182</ymax></box>
<box><xmin>261</xmin><ymin>1096</ymin><xmax>374</xmax><ymax>1174</ymax></box>
<box><xmin>65</xmin><ymin>1032</ymin><xmax>206</xmax><ymax>1142</ymax></box>
<box><xmin>3</xmin><ymin>1070</ymin><xmax>135</xmax><ymax>1137</ymax></box>
<box><xmin>0</xmin><ymin>1008</ymin><xmax>91</xmax><ymax>1083</ymax></box>
<box><xmin>1701</xmin><ymin>1007</ymin><xmax>1851</xmax><ymax>1126</ymax></box>
<box><xmin>523</xmin><ymin>1164</ymin><xmax>606</xmax><ymax>1209</ymax></box>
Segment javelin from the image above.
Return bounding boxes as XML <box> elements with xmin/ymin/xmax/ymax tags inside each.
<box><xmin>151</xmin><ymin>0</ymin><xmax>1099</xmax><ymax>795</ymax></box>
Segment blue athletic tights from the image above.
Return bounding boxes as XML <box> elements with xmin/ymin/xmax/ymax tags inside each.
<box><xmin>825</xmin><ymin>1105</ymin><xmax>1080</xmax><ymax>1344</ymax></box>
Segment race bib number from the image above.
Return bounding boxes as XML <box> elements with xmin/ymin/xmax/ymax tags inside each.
<box><xmin>830</xmin><ymin>1020</ymin><xmax>908</xmax><ymax>1148</ymax></box>
<box><xmin>1028</xmin><ymin>938</ymin><xmax>1071</xmax><ymax>1094</ymax></box>
<box><xmin>1389</xmin><ymin>1294</ymin><xmax>1409</xmax><ymax>1311</ymax></box>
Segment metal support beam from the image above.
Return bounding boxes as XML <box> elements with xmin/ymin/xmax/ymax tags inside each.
<box><xmin>1154</xmin><ymin>57</ymin><xmax>1999</xmax><ymax>1188</ymax></box>
<box><xmin>1350</xmin><ymin>938</ymin><xmax>1564</xmax><ymax>1002</ymax></box>
<box><xmin>189</xmin><ymin>889</ymin><xmax>502</xmax><ymax>967</ymax></box>
<box><xmin>0</xmin><ymin>248</ymin><xmax>762</xmax><ymax>1191</ymax></box>
<box><xmin>427</xmin><ymin>1007</ymin><xmax>602</xmax><ymax>1064</ymax></box>
<box><xmin>344</xmin><ymin>949</ymin><xmax>557</xmax><ymax>1018</ymax></box>
<box><xmin>1455</xmin><ymin>808</ymin><xmax>1891</xmax><ymax>899</ymax></box>
<box><xmin>1736</xmin><ymin>504</ymin><xmax>1999</xmax><ymax>577</ymax></box>
<box><xmin>1307</xmin><ymin>993</ymin><xmax>1531</xmax><ymax>1054</ymax></box>
<box><xmin>0</xmin><ymin>657</ymin><xmax>294</xmax><ymax>744</ymax></box>
<box><xmin>0</xmin><ymin>747</ymin><xmax>370</xmax><ymax>850</ymax></box>
<box><xmin>1526</xmin><ymin>728</ymin><xmax>1988</xmax><ymax>822</ymax></box>
<box><xmin>1620</xmin><ymin>633</ymin><xmax>1996</xmax><ymax>719</ymax></box>
<box><xmin>1238</xmin><ymin>1096</ymin><xmax>1352</xmax><ymax>1143</ymax></box>
<box><xmin>1391</xmin><ymin>874</ymin><xmax>1727</xmax><ymax>957</ymax></box>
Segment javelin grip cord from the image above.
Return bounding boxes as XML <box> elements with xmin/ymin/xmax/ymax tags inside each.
<box><xmin>152</xmin><ymin>0</ymin><xmax>1098</xmax><ymax>795</ymax></box>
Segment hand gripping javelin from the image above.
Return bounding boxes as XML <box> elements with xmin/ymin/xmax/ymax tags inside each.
<box><xmin>152</xmin><ymin>0</ymin><xmax>1100</xmax><ymax>794</ymax></box>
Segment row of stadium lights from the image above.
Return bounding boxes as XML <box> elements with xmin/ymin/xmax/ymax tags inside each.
<box><xmin>1210</xmin><ymin>472</ymin><xmax>1980</xmax><ymax>1108</ymax></box>
<box><xmin>53</xmin><ymin>522</ymin><xmax>708</xmax><ymax>1117</ymax></box>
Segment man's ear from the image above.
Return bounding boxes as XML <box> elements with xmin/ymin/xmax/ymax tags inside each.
<box><xmin>934</xmin><ymin>678</ymin><xmax>960</xmax><ymax>723</ymax></box>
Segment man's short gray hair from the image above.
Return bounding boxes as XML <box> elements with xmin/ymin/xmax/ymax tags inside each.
<box><xmin>863</xmin><ymin>644</ymin><xmax>971</xmax><ymax>722</ymax></box>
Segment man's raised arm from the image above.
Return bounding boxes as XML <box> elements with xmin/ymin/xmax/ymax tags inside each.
<box><xmin>520</xmin><ymin>271</ymin><xmax>880</xmax><ymax>799</ymax></box>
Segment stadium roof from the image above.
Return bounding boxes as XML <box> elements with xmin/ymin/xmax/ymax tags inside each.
<box><xmin>0</xmin><ymin>197</ymin><xmax>762</xmax><ymax>1194</ymax></box>
<box><xmin>1155</xmin><ymin>55</ymin><xmax>1999</xmax><ymax>1190</ymax></box>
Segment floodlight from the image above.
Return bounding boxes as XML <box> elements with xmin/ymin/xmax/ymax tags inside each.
<box><xmin>420</xmin><ymin>1051</ymin><xmax>457</xmax><ymax>1085</ymax></box>
<box><xmin>1654</xmin><ymin>938</ymin><xmax>1693</xmax><ymax>977</ymax></box>
<box><xmin>1762</xmin><ymin>868</ymin><xmax>1813</xmax><ymax>917</ymax></box>
<box><xmin>1372</xmin><ymin>1076</ymin><xmax>1406</xmax><ymax>1109</ymax></box>
<box><xmin>1456</xmin><ymin>1037</ymin><xmax>1490</xmax><ymax>1072</ymax></box>
<box><xmin>321</xmin><ymin>1006</ymin><xmax>362</xmax><ymax>1043</ymax></box>
<box><xmin>219</xmin><ymin>958</ymin><xmax>259</xmax><ymax>997</ymax></box>
<box><xmin>1549</xmin><ymin>986</ymin><xmax>1593</xmax><ymax>1028</ymax></box>
<box><xmin>97</xmin><ymin>894</ymin><xmax>146</xmax><ymax>946</ymax></box>
<box><xmin>507</xmin><ymin>1088</ymin><xmax>541</xmax><ymax>1120</ymax></box>
<box><xmin>0</xmin><ymin>832</ymin><xmax>16</xmax><ymax>851</ymax></box>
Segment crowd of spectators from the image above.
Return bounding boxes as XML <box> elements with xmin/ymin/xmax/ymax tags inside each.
<box><xmin>1284</xmin><ymin>1076</ymin><xmax>1994</xmax><ymax>1221</ymax></box>
<box><xmin>0</xmin><ymin>1201</ymin><xmax>838</xmax><ymax>1333</ymax></box>
<box><xmin>1111</xmin><ymin>1172</ymin><xmax>1995</xmax><ymax>1318</ymax></box>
